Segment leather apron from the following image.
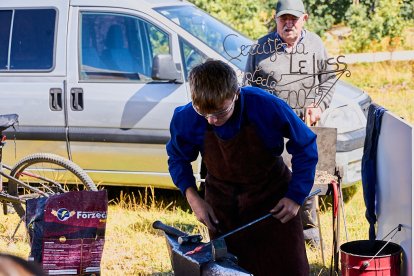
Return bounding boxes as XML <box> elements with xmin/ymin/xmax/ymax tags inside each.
<box><xmin>203</xmin><ymin>121</ymin><xmax>309</xmax><ymax>276</ymax></box>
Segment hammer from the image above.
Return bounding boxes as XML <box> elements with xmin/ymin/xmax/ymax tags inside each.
<box><xmin>152</xmin><ymin>220</ymin><xmax>203</xmax><ymax>245</ymax></box>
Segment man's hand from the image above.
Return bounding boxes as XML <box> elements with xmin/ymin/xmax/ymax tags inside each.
<box><xmin>305</xmin><ymin>104</ymin><xmax>322</xmax><ymax>126</ymax></box>
<box><xmin>185</xmin><ymin>187</ymin><xmax>219</xmax><ymax>232</ymax></box>
<box><xmin>270</xmin><ymin>197</ymin><xmax>300</xmax><ymax>223</ymax></box>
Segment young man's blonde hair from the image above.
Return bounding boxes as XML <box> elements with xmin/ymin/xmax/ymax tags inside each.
<box><xmin>189</xmin><ymin>59</ymin><xmax>238</xmax><ymax>114</ymax></box>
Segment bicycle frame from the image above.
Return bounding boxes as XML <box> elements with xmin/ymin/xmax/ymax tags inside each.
<box><xmin>0</xmin><ymin>132</ymin><xmax>55</xmax><ymax>207</ymax></box>
<box><xmin>0</xmin><ymin>114</ymin><xmax>96</xmax><ymax>219</ymax></box>
<box><xmin>0</xmin><ymin>133</ymin><xmax>24</xmax><ymax>204</ymax></box>
<box><xmin>0</xmin><ymin>133</ymin><xmax>24</xmax><ymax>209</ymax></box>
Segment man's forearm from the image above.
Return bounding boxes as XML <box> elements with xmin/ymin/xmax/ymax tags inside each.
<box><xmin>185</xmin><ymin>186</ymin><xmax>200</xmax><ymax>204</ymax></box>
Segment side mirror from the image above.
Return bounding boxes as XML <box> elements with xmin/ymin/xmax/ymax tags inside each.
<box><xmin>152</xmin><ymin>54</ymin><xmax>183</xmax><ymax>83</ymax></box>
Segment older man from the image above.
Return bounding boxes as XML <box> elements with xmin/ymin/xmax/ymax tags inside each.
<box><xmin>244</xmin><ymin>0</ymin><xmax>336</xmax><ymax>247</ymax></box>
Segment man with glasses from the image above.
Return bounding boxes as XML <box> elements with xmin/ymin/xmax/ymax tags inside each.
<box><xmin>244</xmin><ymin>0</ymin><xmax>336</xmax><ymax>248</ymax></box>
<box><xmin>167</xmin><ymin>59</ymin><xmax>317</xmax><ymax>275</ymax></box>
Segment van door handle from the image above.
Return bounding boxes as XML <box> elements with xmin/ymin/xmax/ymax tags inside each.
<box><xmin>49</xmin><ymin>88</ymin><xmax>63</xmax><ymax>111</ymax></box>
<box><xmin>70</xmin><ymin>88</ymin><xmax>84</xmax><ymax>111</ymax></box>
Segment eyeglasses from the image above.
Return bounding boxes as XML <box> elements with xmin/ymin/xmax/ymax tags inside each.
<box><xmin>277</xmin><ymin>14</ymin><xmax>300</xmax><ymax>22</ymax></box>
<box><xmin>192</xmin><ymin>94</ymin><xmax>237</xmax><ymax>119</ymax></box>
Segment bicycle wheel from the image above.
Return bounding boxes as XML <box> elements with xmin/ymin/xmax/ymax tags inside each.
<box><xmin>8</xmin><ymin>153</ymin><xmax>97</xmax><ymax>218</ymax></box>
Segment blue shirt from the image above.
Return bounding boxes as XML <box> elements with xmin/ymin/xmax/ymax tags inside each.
<box><xmin>166</xmin><ymin>86</ymin><xmax>318</xmax><ymax>205</ymax></box>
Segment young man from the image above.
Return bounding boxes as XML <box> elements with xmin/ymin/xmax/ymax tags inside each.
<box><xmin>244</xmin><ymin>0</ymin><xmax>337</xmax><ymax>246</ymax></box>
<box><xmin>167</xmin><ymin>59</ymin><xmax>318</xmax><ymax>275</ymax></box>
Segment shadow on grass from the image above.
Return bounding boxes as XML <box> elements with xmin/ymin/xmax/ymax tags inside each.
<box><xmin>106</xmin><ymin>186</ymin><xmax>191</xmax><ymax>211</ymax></box>
<box><xmin>310</xmin><ymin>264</ymin><xmax>335</xmax><ymax>275</ymax></box>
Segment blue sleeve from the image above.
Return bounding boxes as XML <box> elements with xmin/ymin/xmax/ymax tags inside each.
<box><xmin>242</xmin><ymin>87</ymin><xmax>318</xmax><ymax>205</ymax></box>
<box><xmin>277</xmin><ymin>100</ymin><xmax>318</xmax><ymax>205</ymax></box>
<box><xmin>166</xmin><ymin>105</ymin><xmax>204</xmax><ymax>194</ymax></box>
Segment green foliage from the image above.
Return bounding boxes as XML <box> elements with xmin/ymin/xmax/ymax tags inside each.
<box><xmin>378</xmin><ymin>1</ymin><xmax>405</xmax><ymax>39</ymax></box>
<box><xmin>303</xmin><ymin>0</ymin><xmax>352</xmax><ymax>37</ymax></box>
<box><xmin>188</xmin><ymin>0</ymin><xmax>272</xmax><ymax>39</ymax></box>
<box><xmin>188</xmin><ymin>0</ymin><xmax>409</xmax><ymax>52</ymax></box>
<box><xmin>401</xmin><ymin>0</ymin><xmax>414</xmax><ymax>20</ymax></box>
<box><xmin>343</xmin><ymin>4</ymin><xmax>373</xmax><ymax>52</ymax></box>
<box><xmin>304</xmin><ymin>0</ymin><xmax>407</xmax><ymax>45</ymax></box>
<box><xmin>343</xmin><ymin>0</ymin><xmax>405</xmax><ymax>52</ymax></box>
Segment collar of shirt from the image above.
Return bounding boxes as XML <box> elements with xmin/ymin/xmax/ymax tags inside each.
<box><xmin>275</xmin><ymin>30</ymin><xmax>306</xmax><ymax>53</ymax></box>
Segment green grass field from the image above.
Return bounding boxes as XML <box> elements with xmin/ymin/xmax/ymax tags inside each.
<box><xmin>0</xmin><ymin>60</ymin><xmax>413</xmax><ymax>275</ymax></box>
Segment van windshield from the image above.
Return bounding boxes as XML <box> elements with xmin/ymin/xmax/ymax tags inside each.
<box><xmin>155</xmin><ymin>5</ymin><xmax>251</xmax><ymax>70</ymax></box>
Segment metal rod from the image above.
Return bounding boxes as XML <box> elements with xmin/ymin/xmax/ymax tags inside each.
<box><xmin>2</xmin><ymin>172</ymin><xmax>49</xmax><ymax>197</ymax></box>
<box><xmin>8</xmin><ymin>214</ymin><xmax>24</xmax><ymax>244</ymax></box>
<box><xmin>216</xmin><ymin>188</ymin><xmax>322</xmax><ymax>242</ymax></box>
<box><xmin>339</xmin><ymin>187</ymin><xmax>349</xmax><ymax>242</ymax></box>
<box><xmin>360</xmin><ymin>225</ymin><xmax>402</xmax><ymax>271</ymax></box>
<box><xmin>185</xmin><ymin>189</ymin><xmax>322</xmax><ymax>256</ymax></box>
<box><xmin>220</xmin><ymin>213</ymin><xmax>272</xmax><ymax>240</ymax></box>
<box><xmin>315</xmin><ymin>197</ymin><xmax>325</xmax><ymax>267</ymax></box>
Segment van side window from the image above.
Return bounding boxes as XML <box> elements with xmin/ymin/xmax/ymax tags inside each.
<box><xmin>80</xmin><ymin>13</ymin><xmax>170</xmax><ymax>82</ymax></box>
<box><xmin>0</xmin><ymin>10</ymin><xmax>12</xmax><ymax>70</ymax></box>
<box><xmin>0</xmin><ymin>9</ymin><xmax>56</xmax><ymax>71</ymax></box>
<box><xmin>179</xmin><ymin>38</ymin><xmax>207</xmax><ymax>80</ymax></box>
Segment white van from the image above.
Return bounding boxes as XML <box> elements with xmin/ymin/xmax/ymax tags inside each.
<box><xmin>0</xmin><ymin>0</ymin><xmax>371</xmax><ymax>189</ymax></box>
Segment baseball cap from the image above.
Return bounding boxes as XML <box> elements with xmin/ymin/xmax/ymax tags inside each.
<box><xmin>276</xmin><ymin>0</ymin><xmax>305</xmax><ymax>17</ymax></box>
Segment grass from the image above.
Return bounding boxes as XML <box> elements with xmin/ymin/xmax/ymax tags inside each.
<box><xmin>346</xmin><ymin>60</ymin><xmax>414</xmax><ymax>124</ymax></box>
<box><xmin>0</xmin><ymin>186</ymin><xmax>367</xmax><ymax>275</ymax></box>
<box><xmin>0</xmin><ymin>60</ymin><xmax>412</xmax><ymax>275</ymax></box>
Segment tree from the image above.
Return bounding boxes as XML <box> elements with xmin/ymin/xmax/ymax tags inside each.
<box><xmin>189</xmin><ymin>0</ymin><xmax>409</xmax><ymax>52</ymax></box>
<box><xmin>188</xmin><ymin>0</ymin><xmax>272</xmax><ymax>39</ymax></box>
<box><xmin>344</xmin><ymin>0</ymin><xmax>405</xmax><ymax>52</ymax></box>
